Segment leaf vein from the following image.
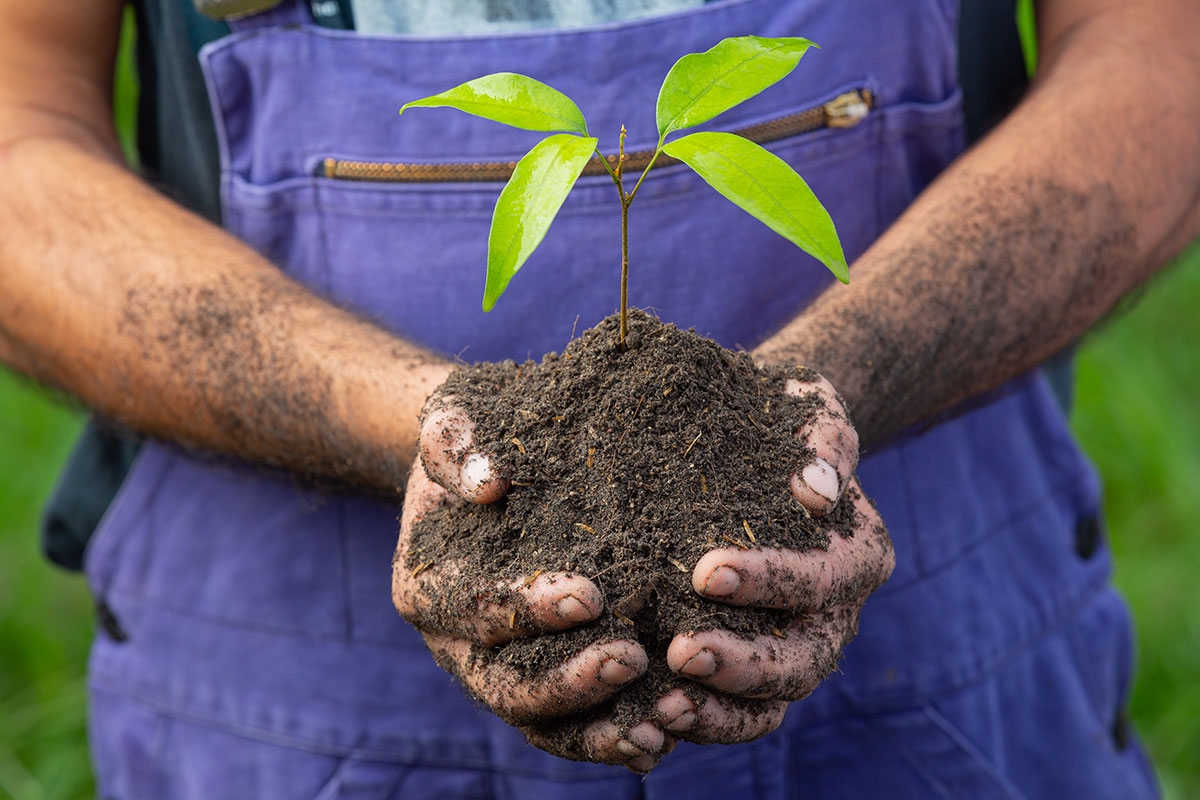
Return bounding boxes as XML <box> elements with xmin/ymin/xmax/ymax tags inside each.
<box><xmin>693</xmin><ymin>141</ymin><xmax>836</xmax><ymax>266</ymax></box>
<box><xmin>665</xmin><ymin>42</ymin><xmax>793</xmax><ymax>134</ymax></box>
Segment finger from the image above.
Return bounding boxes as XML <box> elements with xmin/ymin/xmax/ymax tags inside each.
<box><xmin>392</xmin><ymin>466</ymin><xmax>457</xmax><ymax>622</ymax></box>
<box><xmin>467</xmin><ymin>571</ymin><xmax>604</xmax><ymax>646</ymax></box>
<box><xmin>397</xmin><ymin>565</ymin><xmax>605</xmax><ymax>646</ymax></box>
<box><xmin>786</xmin><ymin>373</ymin><xmax>859</xmax><ymax>514</ymax></box>
<box><xmin>655</xmin><ymin>688</ymin><xmax>698</xmax><ymax>732</ymax></box>
<box><xmin>667</xmin><ymin>605</ymin><xmax>861</xmax><ymax>700</ymax></box>
<box><xmin>581</xmin><ymin>719</ymin><xmax>667</xmax><ymax>772</ymax></box>
<box><xmin>398</xmin><ymin>462</ymin><xmax>455</xmax><ymax>535</ymax></box>
<box><xmin>692</xmin><ymin>482</ymin><xmax>893</xmax><ymax>611</ymax></box>
<box><xmin>423</xmin><ymin>633</ymin><xmax>647</xmax><ymax>726</ymax></box>
<box><xmin>522</xmin><ymin>722</ymin><xmax>674</xmax><ymax>773</ymax></box>
<box><xmin>394</xmin><ymin>470</ymin><xmax>603</xmax><ymax>645</ymax></box>
<box><xmin>654</xmin><ymin>688</ymin><xmax>787</xmax><ymax>745</ymax></box>
<box><xmin>419</xmin><ymin>398</ymin><xmax>509</xmax><ymax>503</ymax></box>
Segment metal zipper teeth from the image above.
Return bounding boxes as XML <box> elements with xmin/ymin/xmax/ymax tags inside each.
<box><xmin>322</xmin><ymin>88</ymin><xmax>874</xmax><ymax>184</ymax></box>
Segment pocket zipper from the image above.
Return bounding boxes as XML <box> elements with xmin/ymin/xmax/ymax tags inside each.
<box><xmin>320</xmin><ymin>88</ymin><xmax>873</xmax><ymax>184</ymax></box>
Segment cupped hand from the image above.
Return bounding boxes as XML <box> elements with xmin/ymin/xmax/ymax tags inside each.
<box><xmin>393</xmin><ymin>394</ymin><xmax>676</xmax><ymax>772</ymax></box>
<box><xmin>663</xmin><ymin>370</ymin><xmax>895</xmax><ymax>745</ymax></box>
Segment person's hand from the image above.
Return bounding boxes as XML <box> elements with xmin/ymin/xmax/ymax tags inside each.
<box><xmin>392</xmin><ymin>397</ymin><xmax>676</xmax><ymax>772</ymax></box>
<box><xmin>659</xmin><ymin>371</ymin><xmax>895</xmax><ymax>745</ymax></box>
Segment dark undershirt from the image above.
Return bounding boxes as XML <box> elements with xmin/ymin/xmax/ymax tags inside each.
<box><xmin>41</xmin><ymin>0</ymin><xmax>1039</xmax><ymax>570</ymax></box>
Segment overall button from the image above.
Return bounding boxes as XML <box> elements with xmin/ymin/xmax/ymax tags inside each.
<box><xmin>1112</xmin><ymin>706</ymin><xmax>1131</xmax><ymax>751</ymax></box>
<box><xmin>1074</xmin><ymin>514</ymin><xmax>1101</xmax><ymax>559</ymax></box>
<box><xmin>96</xmin><ymin>600</ymin><xmax>128</xmax><ymax>643</ymax></box>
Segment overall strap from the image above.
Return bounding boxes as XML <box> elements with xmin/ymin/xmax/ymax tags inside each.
<box><xmin>196</xmin><ymin>0</ymin><xmax>310</xmax><ymax>31</ymax></box>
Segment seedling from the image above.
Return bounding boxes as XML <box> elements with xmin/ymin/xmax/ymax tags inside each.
<box><xmin>400</xmin><ymin>36</ymin><xmax>847</xmax><ymax>348</ymax></box>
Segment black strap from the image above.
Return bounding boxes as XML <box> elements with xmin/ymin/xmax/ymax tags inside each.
<box><xmin>40</xmin><ymin>421</ymin><xmax>141</xmax><ymax>571</ymax></box>
<box><xmin>958</xmin><ymin>0</ymin><xmax>1031</xmax><ymax>144</ymax></box>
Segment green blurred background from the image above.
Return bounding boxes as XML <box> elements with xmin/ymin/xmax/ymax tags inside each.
<box><xmin>2</xmin><ymin>9</ymin><xmax>1199</xmax><ymax>800</ymax></box>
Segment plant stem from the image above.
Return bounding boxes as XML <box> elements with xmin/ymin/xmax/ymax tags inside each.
<box><xmin>594</xmin><ymin>147</ymin><xmax>620</xmax><ymax>185</ymax></box>
<box><xmin>626</xmin><ymin>149</ymin><xmax>662</xmax><ymax>205</ymax></box>
<box><xmin>620</xmin><ymin>195</ymin><xmax>629</xmax><ymax>348</ymax></box>
<box><xmin>617</xmin><ymin>125</ymin><xmax>629</xmax><ymax>349</ymax></box>
<box><xmin>609</xmin><ymin>130</ymin><xmax>665</xmax><ymax>348</ymax></box>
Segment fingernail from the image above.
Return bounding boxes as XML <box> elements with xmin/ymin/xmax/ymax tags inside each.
<box><xmin>599</xmin><ymin>657</ymin><xmax>635</xmax><ymax>686</ymax></box>
<box><xmin>555</xmin><ymin>594</ymin><xmax>590</xmax><ymax>622</ymax></box>
<box><xmin>459</xmin><ymin>452</ymin><xmax>491</xmax><ymax>493</ymax></box>
<box><xmin>703</xmin><ymin>565</ymin><xmax>741</xmax><ymax>597</ymax></box>
<box><xmin>679</xmin><ymin>649</ymin><xmax>717</xmax><ymax>678</ymax></box>
<box><xmin>616</xmin><ymin>739</ymin><xmax>643</xmax><ymax>757</ymax></box>
<box><xmin>665</xmin><ymin>710</ymin><xmax>696</xmax><ymax>732</ymax></box>
<box><xmin>802</xmin><ymin>457</ymin><xmax>839</xmax><ymax>502</ymax></box>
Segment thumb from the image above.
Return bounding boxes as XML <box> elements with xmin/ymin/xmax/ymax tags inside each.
<box><xmin>785</xmin><ymin>372</ymin><xmax>859</xmax><ymax>514</ymax></box>
<box><xmin>419</xmin><ymin>398</ymin><xmax>510</xmax><ymax>504</ymax></box>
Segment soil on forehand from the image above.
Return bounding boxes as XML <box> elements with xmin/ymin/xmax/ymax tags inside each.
<box><xmin>408</xmin><ymin>309</ymin><xmax>860</xmax><ymax>752</ymax></box>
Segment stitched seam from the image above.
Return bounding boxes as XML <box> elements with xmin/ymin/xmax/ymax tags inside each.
<box><xmin>857</xmin><ymin>711</ymin><xmax>959</xmax><ymax>800</ymax></box>
<box><xmin>883</xmin><ymin>470</ymin><xmax>1094</xmax><ymax>593</ymax></box>
<box><xmin>312</xmin><ymin>756</ymin><xmax>370</xmax><ymax>800</ymax></box>
<box><xmin>103</xmin><ymin>585</ymin><xmax>411</xmax><ymax>646</ymax></box>
<box><xmin>923</xmin><ymin>705</ymin><xmax>1027</xmax><ymax>799</ymax></box>
<box><xmin>85</xmin><ymin>451</ymin><xmax>172</xmax><ymax>596</ymax></box>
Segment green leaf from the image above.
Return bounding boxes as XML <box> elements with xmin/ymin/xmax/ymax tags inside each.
<box><xmin>401</xmin><ymin>73</ymin><xmax>589</xmax><ymax>135</ymax></box>
<box><xmin>663</xmin><ymin>131</ymin><xmax>847</xmax><ymax>282</ymax></box>
<box><xmin>656</xmin><ymin>36</ymin><xmax>816</xmax><ymax>141</ymax></box>
<box><xmin>485</xmin><ymin>134</ymin><xmax>598</xmax><ymax>311</ymax></box>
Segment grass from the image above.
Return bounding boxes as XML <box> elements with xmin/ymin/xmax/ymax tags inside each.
<box><xmin>0</xmin><ymin>380</ymin><xmax>90</xmax><ymax>800</ymax></box>
<box><xmin>1072</xmin><ymin>242</ymin><xmax>1200</xmax><ymax>799</ymax></box>
<box><xmin>0</xmin><ymin>9</ymin><xmax>1197</xmax><ymax>797</ymax></box>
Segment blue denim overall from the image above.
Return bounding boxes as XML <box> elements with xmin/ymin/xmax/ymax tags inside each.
<box><xmin>85</xmin><ymin>1</ymin><xmax>1159</xmax><ymax>797</ymax></box>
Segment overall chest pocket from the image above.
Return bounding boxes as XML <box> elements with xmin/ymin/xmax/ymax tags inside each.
<box><xmin>221</xmin><ymin>83</ymin><xmax>964</xmax><ymax>366</ymax></box>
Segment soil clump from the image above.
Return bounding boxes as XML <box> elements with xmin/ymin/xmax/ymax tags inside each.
<box><xmin>408</xmin><ymin>309</ymin><xmax>861</xmax><ymax>751</ymax></box>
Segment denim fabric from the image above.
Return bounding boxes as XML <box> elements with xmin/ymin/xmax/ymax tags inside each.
<box><xmin>86</xmin><ymin>0</ymin><xmax>1159</xmax><ymax>796</ymax></box>
<box><xmin>89</xmin><ymin>586</ymin><xmax>1155</xmax><ymax>798</ymax></box>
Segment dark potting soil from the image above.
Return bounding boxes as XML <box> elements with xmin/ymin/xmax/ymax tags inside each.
<box><xmin>408</xmin><ymin>309</ymin><xmax>861</xmax><ymax>748</ymax></box>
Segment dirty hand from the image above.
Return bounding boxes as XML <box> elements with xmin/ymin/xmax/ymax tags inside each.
<box><xmin>392</xmin><ymin>397</ymin><xmax>671</xmax><ymax>773</ymax></box>
<box><xmin>661</xmin><ymin>370</ymin><xmax>895</xmax><ymax>744</ymax></box>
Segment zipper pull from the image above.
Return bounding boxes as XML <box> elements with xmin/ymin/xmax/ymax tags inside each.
<box><xmin>823</xmin><ymin>89</ymin><xmax>873</xmax><ymax>129</ymax></box>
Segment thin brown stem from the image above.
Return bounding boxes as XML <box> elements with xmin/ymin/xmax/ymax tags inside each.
<box><xmin>620</xmin><ymin>198</ymin><xmax>629</xmax><ymax>348</ymax></box>
<box><xmin>625</xmin><ymin>148</ymin><xmax>663</xmax><ymax>206</ymax></box>
<box><xmin>594</xmin><ymin>146</ymin><xmax>620</xmax><ymax>186</ymax></box>
<box><xmin>617</xmin><ymin>125</ymin><xmax>630</xmax><ymax>349</ymax></box>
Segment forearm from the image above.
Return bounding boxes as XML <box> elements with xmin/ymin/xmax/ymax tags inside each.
<box><xmin>0</xmin><ymin>132</ymin><xmax>449</xmax><ymax>497</ymax></box>
<box><xmin>757</xmin><ymin>1</ymin><xmax>1200</xmax><ymax>448</ymax></box>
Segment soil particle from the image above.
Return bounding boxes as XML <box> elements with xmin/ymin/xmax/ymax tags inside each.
<box><xmin>409</xmin><ymin>309</ymin><xmax>861</xmax><ymax>748</ymax></box>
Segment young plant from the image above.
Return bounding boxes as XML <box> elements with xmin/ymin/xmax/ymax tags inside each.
<box><xmin>400</xmin><ymin>36</ymin><xmax>847</xmax><ymax>348</ymax></box>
